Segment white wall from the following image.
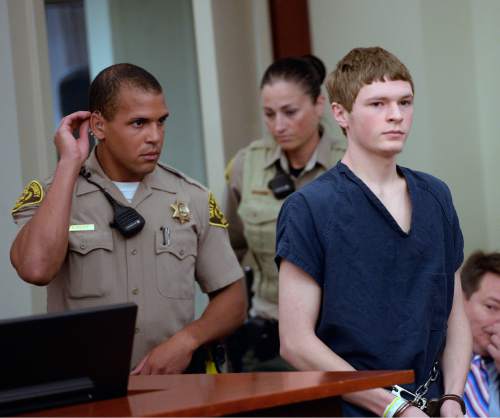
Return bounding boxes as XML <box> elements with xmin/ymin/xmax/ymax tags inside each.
<box><xmin>471</xmin><ymin>0</ymin><xmax>500</xmax><ymax>251</ymax></box>
<box><xmin>107</xmin><ymin>0</ymin><xmax>207</xmax><ymax>186</ymax></box>
<box><xmin>309</xmin><ymin>0</ymin><xmax>498</xmax><ymax>256</ymax></box>
<box><xmin>193</xmin><ymin>0</ymin><xmax>273</xmax><ymax>201</ymax></box>
<box><xmin>211</xmin><ymin>0</ymin><xmax>271</xmax><ymax>164</ymax></box>
<box><xmin>84</xmin><ymin>0</ymin><xmax>113</xmax><ymax>79</ymax></box>
<box><xmin>0</xmin><ymin>0</ymin><xmax>36</xmax><ymax>319</ymax></box>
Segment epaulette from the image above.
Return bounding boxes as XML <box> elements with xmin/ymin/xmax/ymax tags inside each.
<box><xmin>247</xmin><ymin>137</ymin><xmax>275</xmax><ymax>150</ymax></box>
<box><xmin>156</xmin><ymin>161</ymin><xmax>207</xmax><ymax>191</ymax></box>
<box><xmin>224</xmin><ymin>157</ymin><xmax>235</xmax><ymax>183</ymax></box>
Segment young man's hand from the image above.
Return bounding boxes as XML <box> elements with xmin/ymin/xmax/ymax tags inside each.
<box><xmin>440</xmin><ymin>398</ymin><xmax>464</xmax><ymax>417</ymax></box>
<box><xmin>54</xmin><ymin>111</ymin><xmax>91</xmax><ymax>167</ymax></box>
<box><xmin>399</xmin><ymin>405</ymin><xmax>428</xmax><ymax>417</ymax></box>
<box><xmin>131</xmin><ymin>330</ymin><xmax>198</xmax><ymax>375</ymax></box>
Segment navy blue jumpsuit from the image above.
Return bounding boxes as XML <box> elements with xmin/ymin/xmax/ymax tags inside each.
<box><xmin>276</xmin><ymin>162</ymin><xmax>464</xmax><ymax>416</ymax></box>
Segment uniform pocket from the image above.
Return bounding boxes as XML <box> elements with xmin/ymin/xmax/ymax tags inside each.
<box><xmin>67</xmin><ymin>231</ymin><xmax>114</xmax><ymax>298</ymax></box>
<box><xmin>155</xmin><ymin>226</ymin><xmax>197</xmax><ymax>299</ymax></box>
<box><xmin>238</xmin><ymin>203</ymin><xmax>279</xmax><ymax>254</ymax></box>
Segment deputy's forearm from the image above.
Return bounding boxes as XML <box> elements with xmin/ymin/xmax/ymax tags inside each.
<box><xmin>223</xmin><ymin>186</ymin><xmax>248</xmax><ymax>263</ymax></box>
<box><xmin>179</xmin><ymin>279</ymin><xmax>247</xmax><ymax>349</ymax></box>
<box><xmin>10</xmin><ymin>158</ymin><xmax>81</xmax><ymax>285</ymax></box>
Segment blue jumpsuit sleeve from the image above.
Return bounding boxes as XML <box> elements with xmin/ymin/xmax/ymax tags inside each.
<box><xmin>440</xmin><ymin>182</ymin><xmax>464</xmax><ymax>273</ymax></box>
<box><xmin>425</xmin><ymin>174</ymin><xmax>464</xmax><ymax>273</ymax></box>
<box><xmin>449</xmin><ymin>195</ymin><xmax>464</xmax><ymax>272</ymax></box>
<box><xmin>437</xmin><ymin>179</ymin><xmax>464</xmax><ymax>272</ymax></box>
<box><xmin>275</xmin><ymin>192</ymin><xmax>324</xmax><ymax>286</ymax></box>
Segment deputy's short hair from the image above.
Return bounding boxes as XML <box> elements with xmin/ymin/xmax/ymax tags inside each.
<box><xmin>89</xmin><ymin>63</ymin><xmax>162</xmax><ymax>120</ymax></box>
<box><xmin>461</xmin><ymin>250</ymin><xmax>500</xmax><ymax>299</ymax></box>
<box><xmin>326</xmin><ymin>47</ymin><xmax>414</xmax><ymax>112</ymax></box>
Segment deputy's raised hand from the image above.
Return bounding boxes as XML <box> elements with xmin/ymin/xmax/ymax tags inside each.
<box><xmin>54</xmin><ymin>111</ymin><xmax>91</xmax><ymax>167</ymax></box>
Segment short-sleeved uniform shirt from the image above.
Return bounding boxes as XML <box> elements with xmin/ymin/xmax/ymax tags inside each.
<box><xmin>276</xmin><ymin>162</ymin><xmax>464</xmax><ymax>417</ymax></box>
<box><xmin>12</xmin><ymin>149</ymin><xmax>243</xmax><ymax>367</ymax></box>
<box><xmin>224</xmin><ymin>134</ymin><xmax>345</xmax><ymax>319</ymax></box>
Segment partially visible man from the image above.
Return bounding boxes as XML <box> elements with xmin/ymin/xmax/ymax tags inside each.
<box><xmin>461</xmin><ymin>251</ymin><xmax>500</xmax><ymax>417</ymax></box>
<box><xmin>10</xmin><ymin>63</ymin><xmax>246</xmax><ymax>373</ymax></box>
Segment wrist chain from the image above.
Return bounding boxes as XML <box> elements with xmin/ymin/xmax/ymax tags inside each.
<box><xmin>391</xmin><ymin>360</ymin><xmax>440</xmax><ymax>411</ymax></box>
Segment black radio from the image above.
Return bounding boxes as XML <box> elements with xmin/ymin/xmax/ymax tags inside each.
<box><xmin>80</xmin><ymin>168</ymin><xmax>145</xmax><ymax>238</ymax></box>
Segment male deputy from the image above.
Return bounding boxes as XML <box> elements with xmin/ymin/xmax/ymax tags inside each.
<box><xmin>276</xmin><ymin>47</ymin><xmax>471</xmax><ymax>416</ymax></box>
<box><xmin>10</xmin><ymin>63</ymin><xmax>246</xmax><ymax>373</ymax></box>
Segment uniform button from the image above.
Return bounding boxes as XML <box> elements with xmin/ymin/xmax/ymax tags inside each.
<box><xmin>179</xmin><ymin>249</ymin><xmax>185</xmax><ymax>256</ymax></box>
<box><xmin>80</xmin><ymin>243</ymin><xmax>86</xmax><ymax>250</ymax></box>
<box><xmin>131</xmin><ymin>249</ymin><xmax>137</xmax><ymax>255</ymax></box>
<box><xmin>135</xmin><ymin>327</ymin><xmax>140</xmax><ymax>334</ymax></box>
<box><xmin>131</xmin><ymin>288</ymin><xmax>139</xmax><ymax>295</ymax></box>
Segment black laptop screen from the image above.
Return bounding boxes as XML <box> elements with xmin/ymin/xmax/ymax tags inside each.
<box><xmin>0</xmin><ymin>302</ymin><xmax>137</xmax><ymax>415</ymax></box>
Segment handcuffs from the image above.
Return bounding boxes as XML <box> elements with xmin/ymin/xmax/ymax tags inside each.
<box><xmin>390</xmin><ymin>362</ymin><xmax>466</xmax><ymax>417</ymax></box>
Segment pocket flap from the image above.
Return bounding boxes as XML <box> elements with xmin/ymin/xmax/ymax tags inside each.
<box><xmin>69</xmin><ymin>231</ymin><xmax>114</xmax><ymax>255</ymax></box>
<box><xmin>238</xmin><ymin>204</ymin><xmax>278</xmax><ymax>225</ymax></box>
<box><xmin>155</xmin><ymin>228</ymin><xmax>196</xmax><ymax>260</ymax></box>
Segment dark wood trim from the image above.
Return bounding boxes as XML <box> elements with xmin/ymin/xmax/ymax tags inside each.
<box><xmin>268</xmin><ymin>0</ymin><xmax>312</xmax><ymax>59</ymax></box>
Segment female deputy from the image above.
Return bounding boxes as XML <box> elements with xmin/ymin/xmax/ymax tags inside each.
<box><xmin>224</xmin><ymin>55</ymin><xmax>345</xmax><ymax>371</ymax></box>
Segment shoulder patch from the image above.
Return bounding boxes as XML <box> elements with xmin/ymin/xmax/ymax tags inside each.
<box><xmin>12</xmin><ymin>180</ymin><xmax>44</xmax><ymax>214</ymax></box>
<box><xmin>208</xmin><ymin>192</ymin><xmax>229</xmax><ymax>228</ymax></box>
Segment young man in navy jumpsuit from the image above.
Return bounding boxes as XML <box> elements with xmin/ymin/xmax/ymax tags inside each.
<box><xmin>276</xmin><ymin>47</ymin><xmax>472</xmax><ymax>417</ymax></box>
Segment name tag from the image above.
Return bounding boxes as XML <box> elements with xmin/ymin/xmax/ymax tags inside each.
<box><xmin>69</xmin><ymin>224</ymin><xmax>95</xmax><ymax>232</ymax></box>
<box><xmin>251</xmin><ymin>189</ymin><xmax>271</xmax><ymax>196</ymax></box>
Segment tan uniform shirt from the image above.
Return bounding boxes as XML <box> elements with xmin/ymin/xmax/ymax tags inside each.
<box><xmin>12</xmin><ymin>149</ymin><xmax>243</xmax><ymax>367</ymax></box>
<box><xmin>224</xmin><ymin>134</ymin><xmax>345</xmax><ymax>320</ymax></box>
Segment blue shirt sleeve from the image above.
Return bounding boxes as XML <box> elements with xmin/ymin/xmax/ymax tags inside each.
<box><xmin>442</xmin><ymin>182</ymin><xmax>464</xmax><ymax>272</ymax></box>
<box><xmin>450</xmin><ymin>203</ymin><xmax>464</xmax><ymax>272</ymax></box>
<box><xmin>424</xmin><ymin>172</ymin><xmax>464</xmax><ymax>273</ymax></box>
<box><xmin>275</xmin><ymin>192</ymin><xmax>324</xmax><ymax>286</ymax></box>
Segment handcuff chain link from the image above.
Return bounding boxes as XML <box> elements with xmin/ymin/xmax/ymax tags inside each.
<box><xmin>413</xmin><ymin>361</ymin><xmax>440</xmax><ymax>405</ymax></box>
<box><xmin>415</xmin><ymin>361</ymin><xmax>440</xmax><ymax>397</ymax></box>
<box><xmin>391</xmin><ymin>360</ymin><xmax>440</xmax><ymax>411</ymax></box>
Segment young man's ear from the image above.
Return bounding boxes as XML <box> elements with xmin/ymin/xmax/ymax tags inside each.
<box><xmin>90</xmin><ymin>112</ymin><xmax>105</xmax><ymax>141</ymax></box>
<box><xmin>331</xmin><ymin>102</ymin><xmax>349</xmax><ymax>130</ymax></box>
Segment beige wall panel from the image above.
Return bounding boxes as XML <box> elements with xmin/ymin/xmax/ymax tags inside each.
<box><xmin>212</xmin><ymin>0</ymin><xmax>270</xmax><ymax>164</ymax></box>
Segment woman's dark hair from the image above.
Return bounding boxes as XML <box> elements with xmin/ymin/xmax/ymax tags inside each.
<box><xmin>260</xmin><ymin>55</ymin><xmax>327</xmax><ymax>102</ymax></box>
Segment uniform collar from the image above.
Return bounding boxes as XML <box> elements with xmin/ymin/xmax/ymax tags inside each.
<box><xmin>144</xmin><ymin>162</ymin><xmax>177</xmax><ymax>193</ymax></box>
<box><xmin>264</xmin><ymin>129</ymin><xmax>332</xmax><ymax>174</ymax></box>
<box><xmin>76</xmin><ymin>147</ymin><xmax>110</xmax><ymax>196</ymax></box>
<box><xmin>76</xmin><ymin>147</ymin><xmax>176</xmax><ymax>197</ymax></box>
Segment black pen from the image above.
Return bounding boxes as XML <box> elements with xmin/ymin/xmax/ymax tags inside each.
<box><xmin>160</xmin><ymin>225</ymin><xmax>171</xmax><ymax>246</ymax></box>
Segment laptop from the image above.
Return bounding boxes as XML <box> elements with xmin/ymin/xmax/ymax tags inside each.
<box><xmin>0</xmin><ymin>302</ymin><xmax>137</xmax><ymax>415</ymax></box>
